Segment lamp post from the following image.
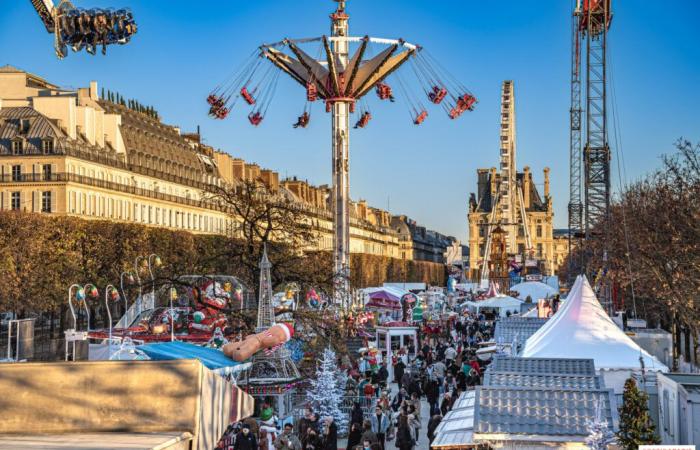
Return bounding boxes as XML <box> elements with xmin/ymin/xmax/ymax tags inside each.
<box><xmin>119</xmin><ymin>271</ymin><xmax>134</xmax><ymax>317</ymax></box>
<box><xmin>66</xmin><ymin>283</ymin><xmax>98</xmax><ymax>361</ymax></box>
<box><xmin>147</xmin><ymin>254</ymin><xmax>162</xmax><ymax>307</ymax></box>
<box><xmin>133</xmin><ymin>256</ymin><xmax>144</xmax><ymax>314</ymax></box>
<box><xmin>169</xmin><ymin>286</ymin><xmax>177</xmax><ymax>342</ymax></box>
<box><xmin>104</xmin><ymin>285</ymin><xmax>120</xmax><ymax>349</ymax></box>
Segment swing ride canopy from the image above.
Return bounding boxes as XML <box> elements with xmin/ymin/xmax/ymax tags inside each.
<box><xmin>208</xmin><ymin>33</ymin><xmax>477</xmax><ymax>125</ymax></box>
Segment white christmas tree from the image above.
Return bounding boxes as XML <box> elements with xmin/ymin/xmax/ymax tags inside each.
<box><xmin>306</xmin><ymin>347</ymin><xmax>348</xmax><ymax>434</ymax></box>
<box><xmin>585</xmin><ymin>399</ymin><xmax>615</xmax><ymax>450</ymax></box>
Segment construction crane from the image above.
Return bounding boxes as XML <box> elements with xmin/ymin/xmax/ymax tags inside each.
<box><xmin>568</xmin><ymin>2</ymin><xmax>612</xmax><ymax>253</ymax></box>
<box><xmin>29</xmin><ymin>0</ymin><xmax>137</xmax><ymax>59</ymax></box>
<box><xmin>568</xmin><ymin>0</ymin><xmax>613</xmax><ymax>304</ymax></box>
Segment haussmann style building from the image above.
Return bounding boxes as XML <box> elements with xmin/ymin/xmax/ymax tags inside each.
<box><xmin>0</xmin><ymin>65</ymin><xmax>453</xmax><ymax>265</ymax></box>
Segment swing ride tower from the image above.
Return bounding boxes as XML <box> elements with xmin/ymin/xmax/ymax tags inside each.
<box><xmin>208</xmin><ymin>0</ymin><xmax>476</xmax><ymax>306</ymax></box>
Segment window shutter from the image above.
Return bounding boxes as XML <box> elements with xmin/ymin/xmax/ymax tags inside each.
<box><xmin>32</xmin><ymin>191</ymin><xmax>40</xmax><ymax>212</ymax></box>
<box><xmin>50</xmin><ymin>190</ymin><xmax>56</xmax><ymax>212</ymax></box>
<box><xmin>0</xmin><ymin>191</ymin><xmax>6</xmax><ymax>210</ymax></box>
<box><xmin>51</xmin><ymin>164</ymin><xmax>57</xmax><ymax>181</ymax></box>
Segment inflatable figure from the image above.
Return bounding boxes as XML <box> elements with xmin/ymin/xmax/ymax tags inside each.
<box><xmin>222</xmin><ymin>323</ymin><xmax>294</xmax><ymax>362</ymax></box>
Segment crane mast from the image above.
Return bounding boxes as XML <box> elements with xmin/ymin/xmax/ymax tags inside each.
<box><xmin>568</xmin><ymin>1</ymin><xmax>584</xmax><ymax>271</ymax></box>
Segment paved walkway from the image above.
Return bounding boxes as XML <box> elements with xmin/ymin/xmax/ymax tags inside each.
<box><xmin>338</xmin><ymin>381</ymin><xmax>432</xmax><ymax>450</ymax></box>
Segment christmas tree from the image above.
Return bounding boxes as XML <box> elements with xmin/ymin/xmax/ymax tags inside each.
<box><xmin>584</xmin><ymin>399</ymin><xmax>615</xmax><ymax>450</ymax></box>
<box><xmin>306</xmin><ymin>347</ymin><xmax>348</xmax><ymax>434</ymax></box>
<box><xmin>616</xmin><ymin>378</ymin><xmax>660</xmax><ymax>450</ymax></box>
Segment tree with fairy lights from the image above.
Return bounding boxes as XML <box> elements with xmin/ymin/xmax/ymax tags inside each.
<box><xmin>306</xmin><ymin>347</ymin><xmax>348</xmax><ymax>434</ymax></box>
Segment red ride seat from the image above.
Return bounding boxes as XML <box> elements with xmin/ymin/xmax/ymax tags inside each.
<box><xmin>240</xmin><ymin>87</ymin><xmax>256</xmax><ymax>105</ymax></box>
<box><xmin>413</xmin><ymin>110</ymin><xmax>428</xmax><ymax>125</ymax></box>
<box><xmin>306</xmin><ymin>83</ymin><xmax>317</xmax><ymax>102</ymax></box>
<box><xmin>428</xmin><ymin>86</ymin><xmax>447</xmax><ymax>105</ymax></box>
<box><xmin>248</xmin><ymin>112</ymin><xmax>263</xmax><ymax>126</ymax></box>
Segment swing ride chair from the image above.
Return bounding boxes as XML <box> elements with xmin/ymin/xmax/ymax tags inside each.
<box><xmin>30</xmin><ymin>0</ymin><xmax>137</xmax><ymax>59</ymax></box>
<box><xmin>206</xmin><ymin>33</ymin><xmax>477</xmax><ymax>129</ymax></box>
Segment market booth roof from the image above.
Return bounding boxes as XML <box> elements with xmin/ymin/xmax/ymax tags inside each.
<box><xmin>522</xmin><ymin>275</ymin><xmax>669</xmax><ymax>371</ymax></box>
<box><xmin>510</xmin><ymin>281</ymin><xmax>558</xmax><ymax>301</ymax></box>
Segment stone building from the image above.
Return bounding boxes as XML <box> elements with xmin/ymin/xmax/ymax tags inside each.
<box><xmin>0</xmin><ymin>65</ymin><xmax>442</xmax><ymax>262</ymax></box>
<box><xmin>467</xmin><ymin>81</ymin><xmax>556</xmax><ymax>280</ymax></box>
<box><xmin>391</xmin><ymin>215</ymin><xmax>458</xmax><ymax>264</ymax></box>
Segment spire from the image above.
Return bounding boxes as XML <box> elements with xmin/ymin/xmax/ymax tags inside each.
<box><xmin>256</xmin><ymin>244</ymin><xmax>275</xmax><ymax>332</ymax></box>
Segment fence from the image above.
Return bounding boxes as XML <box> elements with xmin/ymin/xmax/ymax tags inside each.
<box><xmin>290</xmin><ymin>392</ymin><xmax>377</xmax><ymax>436</ymax></box>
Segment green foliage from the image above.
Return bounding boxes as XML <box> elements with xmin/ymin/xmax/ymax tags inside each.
<box><xmin>616</xmin><ymin>378</ymin><xmax>660</xmax><ymax>449</ymax></box>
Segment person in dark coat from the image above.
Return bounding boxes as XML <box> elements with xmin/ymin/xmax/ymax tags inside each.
<box><xmin>394</xmin><ymin>359</ymin><xmax>406</xmax><ymax>390</ymax></box>
<box><xmin>424</xmin><ymin>377</ymin><xmax>440</xmax><ymax>416</ymax></box>
<box><xmin>233</xmin><ymin>423</ymin><xmax>257</xmax><ymax>450</ymax></box>
<box><xmin>394</xmin><ymin>415</ymin><xmax>414</xmax><ymax>450</ymax></box>
<box><xmin>322</xmin><ymin>416</ymin><xmax>337</xmax><ymax>450</ymax></box>
<box><xmin>427</xmin><ymin>414</ymin><xmax>442</xmax><ymax>445</ymax></box>
<box><xmin>350</xmin><ymin>402</ymin><xmax>364</xmax><ymax>427</ymax></box>
<box><xmin>303</xmin><ymin>428</ymin><xmax>322</xmax><ymax>450</ymax></box>
<box><xmin>377</xmin><ymin>363</ymin><xmax>389</xmax><ymax>390</ymax></box>
<box><xmin>346</xmin><ymin>422</ymin><xmax>363</xmax><ymax>450</ymax></box>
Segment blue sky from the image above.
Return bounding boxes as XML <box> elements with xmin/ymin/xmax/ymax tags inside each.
<box><xmin>2</xmin><ymin>1</ymin><xmax>699</xmax><ymax>242</ymax></box>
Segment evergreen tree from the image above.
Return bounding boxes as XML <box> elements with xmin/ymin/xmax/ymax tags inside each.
<box><xmin>306</xmin><ymin>347</ymin><xmax>348</xmax><ymax>434</ymax></box>
<box><xmin>616</xmin><ymin>378</ymin><xmax>660</xmax><ymax>449</ymax></box>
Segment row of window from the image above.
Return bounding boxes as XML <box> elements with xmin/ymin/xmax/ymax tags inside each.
<box><xmin>10</xmin><ymin>138</ymin><xmax>54</xmax><ymax>155</ymax></box>
<box><xmin>478</xmin><ymin>224</ymin><xmax>548</xmax><ymax>238</ymax></box>
<box><xmin>3</xmin><ymin>191</ymin><xmax>52</xmax><ymax>212</ymax></box>
<box><xmin>66</xmin><ymin>190</ymin><xmax>225</xmax><ymax>233</ymax></box>
<box><xmin>3</xmin><ymin>164</ymin><xmax>53</xmax><ymax>181</ymax></box>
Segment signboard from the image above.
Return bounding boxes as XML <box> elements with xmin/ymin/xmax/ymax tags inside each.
<box><xmin>525</xmin><ymin>274</ymin><xmax>543</xmax><ymax>282</ymax></box>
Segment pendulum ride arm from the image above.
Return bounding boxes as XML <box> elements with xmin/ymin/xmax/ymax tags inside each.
<box><xmin>30</xmin><ymin>0</ymin><xmax>56</xmax><ymax>32</ymax></box>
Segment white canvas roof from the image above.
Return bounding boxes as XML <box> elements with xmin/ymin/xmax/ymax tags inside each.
<box><xmin>522</xmin><ymin>276</ymin><xmax>668</xmax><ymax>371</ymax></box>
<box><xmin>464</xmin><ymin>295</ymin><xmax>523</xmax><ymax>318</ymax></box>
<box><xmin>510</xmin><ymin>281</ymin><xmax>558</xmax><ymax>301</ymax></box>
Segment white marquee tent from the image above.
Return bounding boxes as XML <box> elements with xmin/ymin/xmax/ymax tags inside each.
<box><xmin>522</xmin><ymin>276</ymin><xmax>668</xmax><ymax>371</ymax></box>
<box><xmin>464</xmin><ymin>295</ymin><xmax>524</xmax><ymax>318</ymax></box>
<box><xmin>510</xmin><ymin>281</ymin><xmax>558</xmax><ymax>301</ymax></box>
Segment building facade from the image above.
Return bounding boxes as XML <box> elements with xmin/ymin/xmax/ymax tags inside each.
<box><xmin>467</xmin><ymin>81</ymin><xmax>557</xmax><ymax>280</ymax></box>
<box><xmin>0</xmin><ymin>66</ymin><xmax>445</xmax><ymax>263</ymax></box>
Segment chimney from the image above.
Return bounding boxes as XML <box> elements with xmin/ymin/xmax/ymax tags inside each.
<box><xmin>543</xmin><ymin>167</ymin><xmax>550</xmax><ymax>198</ymax></box>
<box><xmin>89</xmin><ymin>81</ymin><xmax>98</xmax><ymax>100</ymax></box>
<box><xmin>523</xmin><ymin>166</ymin><xmax>531</xmax><ymax>208</ymax></box>
<box><xmin>489</xmin><ymin>167</ymin><xmax>497</xmax><ymax>201</ymax></box>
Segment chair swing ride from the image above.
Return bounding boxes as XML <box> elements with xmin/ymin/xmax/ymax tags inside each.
<box><xmin>29</xmin><ymin>0</ymin><xmax>137</xmax><ymax>59</ymax></box>
<box><xmin>207</xmin><ymin>0</ymin><xmax>477</xmax><ymax>304</ymax></box>
<box><xmin>206</xmin><ymin>3</ymin><xmax>476</xmax><ymax>130</ymax></box>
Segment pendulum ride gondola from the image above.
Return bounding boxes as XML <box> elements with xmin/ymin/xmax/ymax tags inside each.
<box><xmin>206</xmin><ymin>0</ymin><xmax>477</xmax><ymax>307</ymax></box>
<box><xmin>30</xmin><ymin>0</ymin><xmax>137</xmax><ymax>59</ymax></box>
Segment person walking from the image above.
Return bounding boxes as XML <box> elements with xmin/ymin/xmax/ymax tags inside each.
<box><xmin>427</xmin><ymin>414</ymin><xmax>442</xmax><ymax>445</ymax></box>
<box><xmin>350</xmin><ymin>402</ymin><xmax>364</xmax><ymax>428</ymax></box>
<box><xmin>322</xmin><ymin>416</ymin><xmax>337</xmax><ymax>450</ymax></box>
<box><xmin>369</xmin><ymin>406</ymin><xmax>389</xmax><ymax>450</ymax></box>
<box><xmin>394</xmin><ymin>415</ymin><xmax>415</xmax><ymax>450</ymax></box>
<box><xmin>233</xmin><ymin>423</ymin><xmax>257</xmax><ymax>450</ymax></box>
<box><xmin>424</xmin><ymin>376</ymin><xmax>440</xmax><ymax>417</ymax></box>
<box><xmin>394</xmin><ymin>358</ymin><xmax>406</xmax><ymax>391</ymax></box>
<box><xmin>406</xmin><ymin>405</ymin><xmax>421</xmax><ymax>443</ymax></box>
<box><xmin>346</xmin><ymin>422</ymin><xmax>363</xmax><ymax>450</ymax></box>
<box><xmin>275</xmin><ymin>423</ymin><xmax>302</xmax><ymax>450</ymax></box>
<box><xmin>360</xmin><ymin>419</ymin><xmax>377</xmax><ymax>446</ymax></box>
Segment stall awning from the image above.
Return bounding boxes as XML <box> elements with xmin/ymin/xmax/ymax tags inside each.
<box><xmin>139</xmin><ymin>341</ymin><xmax>250</xmax><ymax>375</ymax></box>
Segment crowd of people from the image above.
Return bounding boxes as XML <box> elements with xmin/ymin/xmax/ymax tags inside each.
<box><xmin>216</xmin><ymin>310</ymin><xmax>495</xmax><ymax>450</ymax></box>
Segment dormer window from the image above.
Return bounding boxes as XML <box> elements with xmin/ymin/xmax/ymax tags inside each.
<box><xmin>42</xmin><ymin>138</ymin><xmax>54</xmax><ymax>154</ymax></box>
<box><xmin>19</xmin><ymin>119</ymin><xmax>30</xmax><ymax>135</ymax></box>
<box><xmin>11</xmin><ymin>138</ymin><xmax>23</xmax><ymax>155</ymax></box>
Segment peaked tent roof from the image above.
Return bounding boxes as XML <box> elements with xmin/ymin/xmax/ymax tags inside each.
<box><xmin>510</xmin><ymin>281</ymin><xmax>558</xmax><ymax>301</ymax></box>
<box><xmin>522</xmin><ymin>276</ymin><xmax>668</xmax><ymax>371</ymax></box>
